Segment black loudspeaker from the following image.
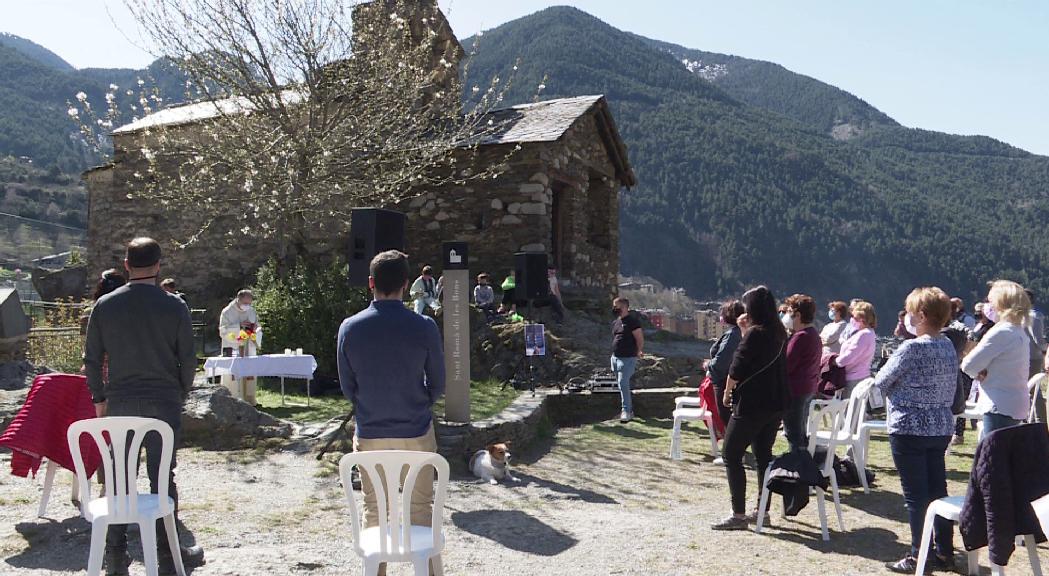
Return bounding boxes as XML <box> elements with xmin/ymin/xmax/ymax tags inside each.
<box><xmin>348</xmin><ymin>209</ymin><xmax>406</xmax><ymax>287</ymax></box>
<box><xmin>0</xmin><ymin>288</ymin><xmax>29</xmax><ymax>339</ymax></box>
<box><xmin>514</xmin><ymin>252</ymin><xmax>549</xmax><ymax>301</ymax></box>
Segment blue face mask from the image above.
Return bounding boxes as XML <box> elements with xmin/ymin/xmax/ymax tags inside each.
<box><xmin>828</xmin><ymin>310</ymin><xmax>836</xmax><ymax>322</ymax></box>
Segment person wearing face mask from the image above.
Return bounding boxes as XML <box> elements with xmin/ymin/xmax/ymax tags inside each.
<box><xmin>782</xmin><ymin>294</ymin><xmax>821</xmax><ymax>452</ymax></box>
<box><xmin>835</xmin><ymin>301</ymin><xmax>878</xmax><ymax>399</ymax></box>
<box><xmin>219</xmin><ymin>289</ymin><xmax>261</xmax><ymax>404</ymax></box>
<box><xmin>961</xmin><ymin>281</ymin><xmax>1033</xmax><ymax>435</ymax></box>
<box><xmin>821</xmin><ymin>301</ymin><xmax>849</xmax><ymax>355</ymax></box>
<box><xmin>875</xmin><ymin>287</ymin><xmax>958</xmax><ymax>573</ymax></box>
<box><xmin>610</xmin><ymin>297</ymin><xmax>644</xmax><ymax>423</ymax></box>
<box><xmin>894</xmin><ymin>310</ymin><xmax>917</xmax><ymax>340</ymax></box>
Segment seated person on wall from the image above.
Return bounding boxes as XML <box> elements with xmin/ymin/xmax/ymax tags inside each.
<box><xmin>473</xmin><ymin>273</ymin><xmax>497</xmax><ymax>320</ymax></box>
<box><xmin>218</xmin><ymin>289</ymin><xmax>261</xmax><ymax>404</ymax></box>
<box><xmin>160</xmin><ymin>278</ymin><xmax>189</xmax><ymax>309</ymax></box>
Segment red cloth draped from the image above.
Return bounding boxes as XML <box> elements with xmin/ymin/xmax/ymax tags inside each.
<box><xmin>698</xmin><ymin>375</ymin><xmax>726</xmax><ymax>439</ymax></box>
<box><xmin>0</xmin><ymin>374</ymin><xmax>101</xmax><ymax>478</ymax></box>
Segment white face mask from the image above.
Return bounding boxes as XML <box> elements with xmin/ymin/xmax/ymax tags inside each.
<box><xmin>904</xmin><ymin>313</ymin><xmax>918</xmax><ymax>335</ymax></box>
<box><xmin>828</xmin><ymin>310</ymin><xmax>837</xmax><ymax>322</ymax></box>
<box><xmin>781</xmin><ymin>313</ymin><xmax>795</xmax><ymax>331</ymax></box>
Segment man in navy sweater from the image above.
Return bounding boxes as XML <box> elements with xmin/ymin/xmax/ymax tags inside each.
<box><xmin>337</xmin><ymin>250</ymin><xmax>445</xmax><ymax>576</ymax></box>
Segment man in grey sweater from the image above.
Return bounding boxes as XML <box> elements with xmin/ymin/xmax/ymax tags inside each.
<box><xmin>83</xmin><ymin>237</ymin><xmax>203</xmax><ymax>576</ymax></box>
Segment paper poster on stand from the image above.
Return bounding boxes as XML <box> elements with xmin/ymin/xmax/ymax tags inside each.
<box><xmin>525</xmin><ymin>324</ymin><xmax>546</xmax><ymax>357</ymax></box>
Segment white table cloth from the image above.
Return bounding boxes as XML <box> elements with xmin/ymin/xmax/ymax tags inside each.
<box><xmin>204</xmin><ymin>354</ymin><xmax>317</xmax><ymax>406</ymax></box>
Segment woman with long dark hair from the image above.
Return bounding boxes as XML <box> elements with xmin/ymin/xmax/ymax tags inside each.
<box><xmin>93</xmin><ymin>268</ymin><xmax>126</xmax><ymax>301</ymax></box>
<box><xmin>712</xmin><ymin>286</ymin><xmax>789</xmax><ymax>530</ymax></box>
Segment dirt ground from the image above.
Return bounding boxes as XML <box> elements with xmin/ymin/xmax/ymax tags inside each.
<box><xmin>0</xmin><ymin>417</ymin><xmax>1044</xmax><ymax>576</ymax></box>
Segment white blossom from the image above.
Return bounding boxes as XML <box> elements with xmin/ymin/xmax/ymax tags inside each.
<box><xmin>67</xmin><ymin>107</ymin><xmax>79</xmax><ymax>117</ymax></box>
<box><xmin>109</xmin><ymin>84</ymin><xmax>118</xmax><ymax>91</ymax></box>
<box><xmin>75</xmin><ymin>91</ymin><xmax>87</xmax><ymax>102</ymax></box>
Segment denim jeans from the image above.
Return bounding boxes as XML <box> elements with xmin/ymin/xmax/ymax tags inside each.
<box><xmin>784</xmin><ymin>393</ymin><xmax>813</xmax><ymax>453</ymax></box>
<box><xmin>611</xmin><ymin>355</ymin><xmax>638</xmax><ymax>414</ymax></box>
<box><xmin>723</xmin><ymin>411</ymin><xmax>783</xmax><ymax>514</ymax></box>
<box><xmin>104</xmin><ymin>398</ymin><xmax>184</xmax><ymax>555</ymax></box>
<box><xmin>889</xmin><ymin>434</ymin><xmax>953</xmax><ymax>557</ymax></box>
<box><xmin>982</xmin><ymin>412</ymin><xmax>1022</xmax><ymax>436</ymax></box>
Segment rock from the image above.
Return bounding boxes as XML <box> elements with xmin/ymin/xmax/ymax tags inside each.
<box><xmin>529</xmin><ymin>172</ymin><xmax>549</xmax><ymax>185</ymax></box>
<box><xmin>500</xmin><ymin>215</ymin><xmax>522</xmax><ymax>225</ymax></box>
<box><xmin>0</xmin><ymin>361</ymin><xmax>38</xmax><ymax>391</ymax></box>
<box><xmin>490</xmin><ymin>199</ymin><xmax>503</xmax><ymax>210</ymax></box>
<box><xmin>181</xmin><ymin>386</ymin><xmax>293</xmax><ymax>448</ymax></box>
<box><xmin>408</xmin><ymin>196</ymin><xmax>427</xmax><ymax>209</ymax></box>
<box><xmin>31</xmin><ymin>265</ymin><xmax>88</xmax><ymax>302</ymax></box>
<box><xmin>425</xmin><ymin>222</ymin><xmax>441</xmax><ymax>231</ymax></box>
<box><xmin>434</xmin><ymin>211</ymin><xmax>450</xmax><ymax>221</ymax></box>
<box><xmin>518</xmin><ymin>183</ymin><xmax>545</xmax><ymax>194</ymax></box>
<box><xmin>520</xmin><ymin>243</ymin><xmax>546</xmax><ymax>252</ymax></box>
<box><xmin>507</xmin><ymin>203</ymin><xmax>522</xmax><ymax>215</ymax></box>
<box><xmin>519</xmin><ymin>202</ymin><xmax>545</xmax><ymax>215</ymax></box>
<box><xmin>0</xmin><ymin>387</ymin><xmax>29</xmax><ymax>432</ymax></box>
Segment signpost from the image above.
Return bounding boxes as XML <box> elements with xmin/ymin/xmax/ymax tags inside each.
<box><xmin>442</xmin><ymin>241</ymin><xmax>470</xmax><ymax>422</ymax></box>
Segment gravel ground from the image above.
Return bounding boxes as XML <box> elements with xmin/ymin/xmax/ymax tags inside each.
<box><xmin>0</xmin><ymin>418</ymin><xmax>1044</xmax><ymax>576</ymax></box>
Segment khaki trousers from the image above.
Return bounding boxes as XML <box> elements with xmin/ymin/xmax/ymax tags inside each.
<box><xmin>353</xmin><ymin>424</ymin><xmax>438</xmax><ymax>576</ymax></box>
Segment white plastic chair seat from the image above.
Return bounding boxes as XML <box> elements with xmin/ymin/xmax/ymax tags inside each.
<box><xmin>84</xmin><ymin>494</ymin><xmax>174</xmax><ymax>523</ymax></box>
<box><xmin>359</xmin><ymin>526</ymin><xmax>444</xmax><ymax>558</ymax></box>
<box><xmin>917</xmin><ymin>496</ymin><xmax>1042</xmax><ymax>576</ymax></box>
<box><xmin>670</xmin><ymin>407</ymin><xmax>719</xmax><ymax>461</ymax></box>
<box><xmin>674</xmin><ymin>396</ymin><xmax>702</xmax><ymax>410</ymax></box>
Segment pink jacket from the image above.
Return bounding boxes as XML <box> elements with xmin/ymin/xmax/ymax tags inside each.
<box><xmin>836</xmin><ymin>327</ymin><xmax>876</xmax><ymax>381</ymax></box>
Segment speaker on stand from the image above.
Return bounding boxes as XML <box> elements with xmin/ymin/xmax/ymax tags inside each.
<box><xmin>348</xmin><ymin>209</ymin><xmax>406</xmax><ymax>287</ymax></box>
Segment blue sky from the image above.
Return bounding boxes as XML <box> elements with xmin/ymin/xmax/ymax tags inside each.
<box><xmin>4</xmin><ymin>0</ymin><xmax>1047</xmax><ymax>155</ymax></box>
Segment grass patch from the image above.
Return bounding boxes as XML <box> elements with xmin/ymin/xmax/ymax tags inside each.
<box><xmin>435</xmin><ymin>379</ymin><xmax>520</xmax><ymax>421</ymax></box>
<box><xmin>255</xmin><ymin>378</ymin><xmax>351</xmax><ymax>423</ymax></box>
<box><xmin>255</xmin><ymin>378</ymin><xmax>519</xmax><ymax>424</ymax></box>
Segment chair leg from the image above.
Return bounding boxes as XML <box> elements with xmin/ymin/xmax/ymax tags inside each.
<box><xmin>163</xmin><ymin>514</ymin><xmax>187</xmax><ymax>576</ymax></box>
<box><xmin>965</xmin><ymin>550</ymin><xmax>979</xmax><ymax>576</ymax></box>
<box><xmin>670</xmin><ymin>417</ymin><xmax>682</xmax><ymax>460</ymax></box>
<box><xmin>914</xmin><ymin>507</ymin><xmax>937</xmax><ymax>576</ymax></box>
<box><xmin>140</xmin><ymin>520</ymin><xmax>159</xmax><ymax>576</ymax></box>
<box><xmin>86</xmin><ymin>519</ymin><xmax>107</xmax><ymax>576</ymax></box>
<box><xmin>1026</xmin><ymin>534</ymin><xmax>1043</xmax><ymax>576</ymax></box>
<box><xmin>755</xmin><ymin>465</ymin><xmax>772</xmax><ymax>534</ymax></box>
<box><xmin>815</xmin><ymin>488</ymin><xmax>829</xmax><ymax>541</ymax></box>
<box><xmin>363</xmin><ymin>557</ymin><xmax>382</xmax><ymax>576</ymax></box>
<box><xmin>38</xmin><ymin>460</ymin><xmax>57</xmax><ymax>518</ymax></box>
<box><xmin>70</xmin><ymin>470</ymin><xmax>83</xmax><ymax>504</ymax></box>
<box><xmin>855</xmin><ymin>439</ymin><xmax>870</xmax><ymax>494</ymax></box>
<box><xmin>413</xmin><ymin>558</ymin><xmax>430</xmax><ymax>576</ymax></box>
<box><xmin>829</xmin><ymin>473</ymin><xmax>846</xmax><ymax>532</ymax></box>
<box><xmin>430</xmin><ymin>554</ymin><xmax>444</xmax><ymax>576</ymax></box>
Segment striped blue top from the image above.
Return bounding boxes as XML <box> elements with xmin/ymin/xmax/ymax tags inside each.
<box><xmin>874</xmin><ymin>334</ymin><xmax>958</xmax><ymax>436</ymax></box>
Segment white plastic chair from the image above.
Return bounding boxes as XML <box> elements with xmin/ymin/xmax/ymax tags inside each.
<box><xmin>339</xmin><ymin>450</ymin><xmax>449</xmax><ymax>576</ymax></box>
<box><xmin>37</xmin><ymin>458</ymin><xmax>83</xmax><ymax>518</ymax></box>
<box><xmin>675</xmin><ymin>395</ymin><xmax>702</xmax><ymax>410</ymax></box>
<box><xmin>670</xmin><ymin>404</ymin><xmax>720</xmax><ymax>461</ymax></box>
<box><xmin>67</xmin><ymin>417</ymin><xmax>185</xmax><ymax>576</ymax></box>
<box><xmin>816</xmin><ymin>378</ymin><xmax>874</xmax><ymax>492</ymax></box>
<box><xmin>757</xmin><ymin>398</ymin><xmax>848</xmax><ymax>541</ymax></box>
<box><xmin>1033</xmin><ymin>492</ymin><xmax>1049</xmax><ymax>534</ymax></box>
<box><xmin>915</xmin><ymin>496</ymin><xmax>1042</xmax><ymax>576</ymax></box>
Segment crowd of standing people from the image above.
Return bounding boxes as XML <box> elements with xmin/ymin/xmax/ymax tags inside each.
<box><xmin>603</xmin><ymin>279</ymin><xmax>1048</xmax><ymax>573</ymax></box>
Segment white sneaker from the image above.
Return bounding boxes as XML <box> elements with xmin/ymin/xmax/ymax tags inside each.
<box><xmin>619</xmin><ymin>411</ymin><xmax>632</xmax><ymax>423</ymax></box>
<box><xmin>713</xmin><ymin>457</ymin><xmax>725</xmax><ymax>465</ymax></box>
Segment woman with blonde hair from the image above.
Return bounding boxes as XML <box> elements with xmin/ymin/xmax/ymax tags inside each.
<box><xmin>876</xmin><ymin>287</ymin><xmax>958</xmax><ymax>573</ymax></box>
<box><xmin>835</xmin><ymin>300</ymin><xmax>878</xmax><ymax>398</ymax></box>
<box><xmin>961</xmin><ymin>280</ymin><xmax>1032</xmax><ymax>435</ymax></box>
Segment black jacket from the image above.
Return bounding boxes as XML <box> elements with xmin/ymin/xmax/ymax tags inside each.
<box><xmin>728</xmin><ymin>326</ymin><xmax>788</xmax><ymax>416</ymax></box>
<box><xmin>960</xmin><ymin>423</ymin><xmax>1049</xmax><ymax>565</ymax></box>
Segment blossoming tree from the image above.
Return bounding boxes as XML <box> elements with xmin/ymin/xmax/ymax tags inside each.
<box><xmin>72</xmin><ymin>0</ymin><xmax>533</xmax><ymax>256</ymax></box>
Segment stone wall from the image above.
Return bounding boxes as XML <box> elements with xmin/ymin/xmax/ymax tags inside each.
<box><xmin>86</xmin><ymin>108</ymin><xmax>625</xmax><ymax>321</ymax></box>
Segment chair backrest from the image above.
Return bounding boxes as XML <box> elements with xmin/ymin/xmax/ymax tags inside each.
<box><xmin>339</xmin><ymin>450</ymin><xmax>449</xmax><ymax>559</ymax></box>
<box><xmin>1033</xmin><ymin>493</ymin><xmax>1049</xmax><ymax>535</ymax></box>
<box><xmin>807</xmin><ymin>398</ymin><xmax>849</xmax><ymax>476</ymax></box>
<box><xmin>837</xmin><ymin>377</ymin><xmax>874</xmax><ymax>436</ymax></box>
<box><xmin>67</xmin><ymin>417</ymin><xmax>174</xmax><ymax>521</ymax></box>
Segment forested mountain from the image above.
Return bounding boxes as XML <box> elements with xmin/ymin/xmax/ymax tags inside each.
<box><xmin>465</xmin><ymin>6</ymin><xmax>1049</xmax><ymax>322</ymax></box>
<box><xmin>0</xmin><ymin>34</ymin><xmax>186</xmax><ymax>172</ymax></box>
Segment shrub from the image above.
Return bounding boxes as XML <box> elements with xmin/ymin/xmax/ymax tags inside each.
<box><xmin>26</xmin><ymin>300</ymin><xmax>86</xmax><ymax>373</ymax></box>
<box><xmin>253</xmin><ymin>257</ymin><xmax>370</xmax><ymax>378</ymax></box>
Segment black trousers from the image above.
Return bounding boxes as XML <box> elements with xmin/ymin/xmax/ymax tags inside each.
<box><xmin>104</xmin><ymin>398</ymin><xmax>183</xmax><ymax>556</ymax></box>
<box><xmin>723</xmin><ymin>410</ymin><xmax>783</xmax><ymax>514</ymax></box>
<box><xmin>711</xmin><ymin>381</ymin><xmax>732</xmax><ymax>430</ymax></box>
